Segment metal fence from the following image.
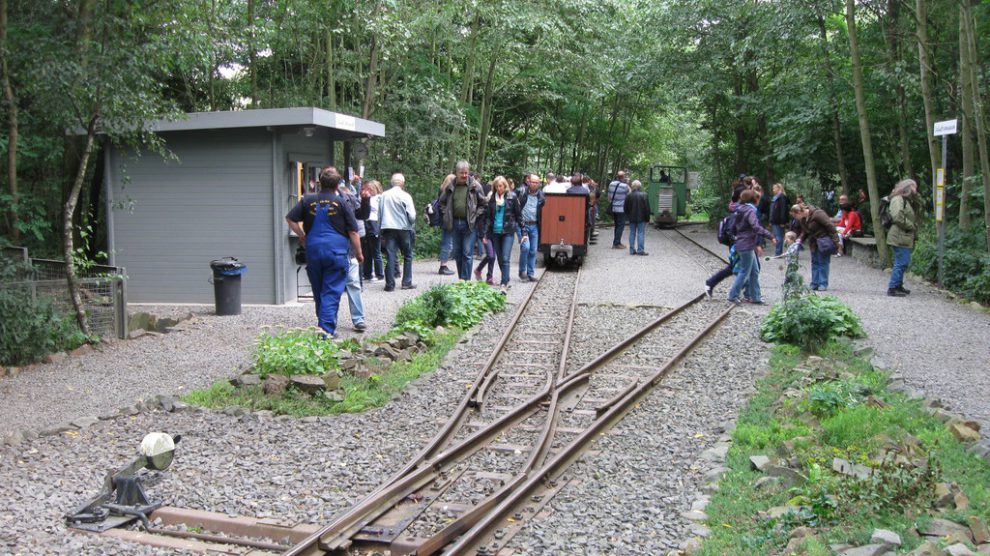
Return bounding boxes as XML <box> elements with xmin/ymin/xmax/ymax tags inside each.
<box><xmin>0</xmin><ymin>254</ymin><xmax>128</xmax><ymax>340</ymax></box>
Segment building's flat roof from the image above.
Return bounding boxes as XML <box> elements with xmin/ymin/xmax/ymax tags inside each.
<box><xmin>142</xmin><ymin>107</ymin><xmax>385</xmax><ymax>137</ymax></box>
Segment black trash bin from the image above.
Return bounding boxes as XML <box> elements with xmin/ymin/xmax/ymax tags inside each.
<box><xmin>210</xmin><ymin>257</ymin><xmax>247</xmax><ymax>316</ymax></box>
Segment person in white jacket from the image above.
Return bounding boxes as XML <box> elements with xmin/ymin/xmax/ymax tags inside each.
<box><xmin>378</xmin><ymin>173</ymin><xmax>417</xmax><ymax>291</ymax></box>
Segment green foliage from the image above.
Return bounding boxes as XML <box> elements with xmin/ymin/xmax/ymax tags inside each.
<box><xmin>184</xmin><ymin>329</ymin><xmax>460</xmax><ymax>417</ymax></box>
<box><xmin>699</xmin><ymin>340</ymin><xmax>990</xmax><ymax>556</ymax></box>
<box><xmin>761</xmin><ymin>294</ymin><xmax>865</xmax><ymax>353</ymax></box>
<box><xmin>252</xmin><ymin>327</ymin><xmax>340</xmax><ymax>379</ymax></box>
<box><xmin>0</xmin><ymin>259</ymin><xmax>92</xmax><ymax>365</ymax></box>
<box><xmin>395</xmin><ymin>281</ymin><xmax>506</xmax><ymax>330</ymax></box>
<box><xmin>912</xmin><ymin>222</ymin><xmax>990</xmax><ymax>304</ymax></box>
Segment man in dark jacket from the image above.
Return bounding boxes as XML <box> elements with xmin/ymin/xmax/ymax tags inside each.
<box><xmin>623</xmin><ymin>180</ymin><xmax>652</xmax><ymax>255</ymax></box>
<box><xmin>439</xmin><ymin>160</ymin><xmax>488</xmax><ymax>280</ymax></box>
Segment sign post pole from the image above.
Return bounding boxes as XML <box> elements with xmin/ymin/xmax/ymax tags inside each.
<box><xmin>933</xmin><ymin>119</ymin><xmax>957</xmax><ymax>289</ymax></box>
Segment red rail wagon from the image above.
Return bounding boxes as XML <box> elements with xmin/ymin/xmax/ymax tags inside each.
<box><xmin>539</xmin><ymin>192</ymin><xmax>589</xmax><ymax>267</ymax></box>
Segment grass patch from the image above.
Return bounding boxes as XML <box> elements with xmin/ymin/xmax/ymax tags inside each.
<box><xmin>181</xmin><ymin>329</ymin><xmax>460</xmax><ymax>416</ymax></box>
<box><xmin>699</xmin><ymin>340</ymin><xmax>990</xmax><ymax>555</ymax></box>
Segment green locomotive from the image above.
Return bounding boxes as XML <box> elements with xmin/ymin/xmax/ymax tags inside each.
<box><xmin>647</xmin><ymin>164</ymin><xmax>694</xmax><ymax>227</ymax></box>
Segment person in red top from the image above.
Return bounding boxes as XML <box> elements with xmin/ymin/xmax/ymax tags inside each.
<box><xmin>835</xmin><ymin>194</ymin><xmax>862</xmax><ymax>255</ymax></box>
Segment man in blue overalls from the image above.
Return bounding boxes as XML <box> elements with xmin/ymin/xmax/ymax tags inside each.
<box><xmin>286</xmin><ymin>167</ymin><xmax>363</xmax><ymax>338</ymax></box>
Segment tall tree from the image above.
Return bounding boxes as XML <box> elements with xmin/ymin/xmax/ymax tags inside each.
<box><xmin>0</xmin><ymin>0</ymin><xmax>18</xmax><ymax>242</ymax></box>
<box><xmin>959</xmin><ymin>0</ymin><xmax>990</xmax><ymax>252</ymax></box>
<box><xmin>915</xmin><ymin>0</ymin><xmax>940</xmax><ymax>190</ymax></box>
<box><xmin>958</xmin><ymin>3</ymin><xmax>975</xmax><ymax>228</ymax></box>
<box><xmin>846</xmin><ymin>0</ymin><xmax>888</xmax><ymax>266</ymax></box>
<box><xmin>813</xmin><ymin>4</ymin><xmax>850</xmax><ymax>195</ymax></box>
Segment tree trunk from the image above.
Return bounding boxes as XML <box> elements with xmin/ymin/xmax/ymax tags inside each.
<box><xmin>248</xmin><ymin>0</ymin><xmax>258</xmax><ymax>107</ymax></box>
<box><xmin>884</xmin><ymin>0</ymin><xmax>913</xmax><ymax>181</ymax></box>
<box><xmin>960</xmin><ymin>2</ymin><xmax>990</xmax><ymax>252</ymax></box>
<box><xmin>475</xmin><ymin>49</ymin><xmax>499</xmax><ymax>174</ymax></box>
<box><xmin>361</xmin><ymin>1</ymin><xmax>383</xmax><ymax>119</ymax></box>
<box><xmin>0</xmin><ymin>0</ymin><xmax>19</xmax><ymax>242</ymax></box>
<box><xmin>64</xmin><ymin>115</ymin><xmax>98</xmax><ymax>337</ymax></box>
<box><xmin>847</xmin><ymin>0</ymin><xmax>888</xmax><ymax>266</ymax></box>
<box><xmin>325</xmin><ymin>25</ymin><xmax>336</xmax><ymax>110</ymax></box>
<box><xmin>450</xmin><ymin>14</ymin><xmax>480</xmax><ymax>166</ymax></box>
<box><xmin>958</xmin><ymin>3</ymin><xmax>975</xmax><ymax>228</ymax></box>
<box><xmin>915</xmin><ymin>0</ymin><xmax>940</xmax><ymax>190</ymax></box>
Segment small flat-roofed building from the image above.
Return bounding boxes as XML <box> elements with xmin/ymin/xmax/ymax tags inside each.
<box><xmin>102</xmin><ymin>107</ymin><xmax>384</xmax><ymax>305</ymax></box>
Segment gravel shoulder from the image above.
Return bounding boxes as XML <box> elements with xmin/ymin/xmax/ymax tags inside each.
<box><xmin>679</xmin><ymin>223</ymin><xmax>990</xmax><ymax>432</ymax></box>
<box><xmin>0</xmin><ymin>259</ymin><xmax>541</xmax><ymax>438</ymax></box>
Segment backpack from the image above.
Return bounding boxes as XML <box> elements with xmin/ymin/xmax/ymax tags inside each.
<box><xmin>878</xmin><ymin>196</ymin><xmax>893</xmax><ymax>230</ymax></box>
<box><xmin>717</xmin><ymin>211</ymin><xmax>738</xmax><ymax>246</ymax></box>
<box><xmin>425</xmin><ymin>198</ymin><xmax>442</xmax><ymax>227</ymax></box>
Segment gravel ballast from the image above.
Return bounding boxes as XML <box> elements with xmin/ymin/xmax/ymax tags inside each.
<box><xmin>1</xmin><ymin>223</ymin><xmax>986</xmax><ymax>555</ymax></box>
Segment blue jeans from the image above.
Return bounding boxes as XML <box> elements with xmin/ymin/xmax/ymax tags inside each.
<box><xmin>628</xmin><ymin>221</ymin><xmax>646</xmax><ymax>254</ymax></box>
<box><xmin>492</xmin><ymin>233</ymin><xmax>515</xmax><ymax>285</ymax></box>
<box><xmin>613</xmin><ymin>212</ymin><xmax>627</xmax><ymax>246</ymax></box>
<box><xmin>382</xmin><ymin>228</ymin><xmax>413</xmax><ymax>289</ymax></box>
<box><xmin>439</xmin><ymin>227</ymin><xmax>453</xmax><ymax>264</ymax></box>
<box><xmin>451</xmin><ymin>218</ymin><xmax>477</xmax><ymax>280</ymax></box>
<box><xmin>889</xmin><ymin>246</ymin><xmax>912</xmax><ymax>289</ymax></box>
<box><xmin>728</xmin><ymin>249</ymin><xmax>761</xmax><ymax>302</ymax></box>
<box><xmin>518</xmin><ymin>223</ymin><xmax>538</xmax><ymax>277</ymax></box>
<box><xmin>810</xmin><ymin>249</ymin><xmax>831</xmax><ymax>290</ymax></box>
<box><xmin>345</xmin><ymin>257</ymin><xmax>364</xmax><ymax>325</ymax></box>
<box><xmin>771</xmin><ymin>224</ymin><xmax>785</xmax><ymax>256</ymax></box>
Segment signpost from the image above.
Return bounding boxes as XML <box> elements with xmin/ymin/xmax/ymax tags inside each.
<box><xmin>933</xmin><ymin>118</ymin><xmax>957</xmax><ymax>287</ymax></box>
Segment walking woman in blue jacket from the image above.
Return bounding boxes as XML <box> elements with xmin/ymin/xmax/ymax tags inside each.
<box><xmin>727</xmin><ymin>189</ymin><xmax>776</xmax><ymax>305</ymax></box>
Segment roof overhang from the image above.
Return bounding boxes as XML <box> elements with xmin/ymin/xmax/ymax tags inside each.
<box><xmin>89</xmin><ymin>107</ymin><xmax>385</xmax><ymax>139</ymax></box>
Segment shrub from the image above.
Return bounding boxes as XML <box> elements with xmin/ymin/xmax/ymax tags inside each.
<box><xmin>0</xmin><ymin>259</ymin><xmax>91</xmax><ymax>365</ymax></box>
<box><xmin>760</xmin><ymin>294</ymin><xmax>865</xmax><ymax>353</ymax></box>
<box><xmin>912</xmin><ymin>222</ymin><xmax>990</xmax><ymax>303</ymax></box>
<box><xmin>395</xmin><ymin>280</ymin><xmax>506</xmax><ymax>330</ymax></box>
<box><xmin>253</xmin><ymin>327</ymin><xmax>340</xmax><ymax>378</ymax></box>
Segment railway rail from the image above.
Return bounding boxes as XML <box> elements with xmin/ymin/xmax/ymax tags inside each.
<box><xmin>74</xmin><ymin>253</ymin><xmax>736</xmax><ymax>556</ymax></box>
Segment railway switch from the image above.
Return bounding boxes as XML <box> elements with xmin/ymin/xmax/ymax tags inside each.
<box><xmin>66</xmin><ymin>432</ymin><xmax>181</xmax><ymax>532</ymax></box>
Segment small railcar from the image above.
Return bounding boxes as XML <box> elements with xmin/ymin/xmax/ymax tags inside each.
<box><xmin>539</xmin><ymin>192</ymin><xmax>590</xmax><ymax>267</ymax></box>
<box><xmin>648</xmin><ymin>164</ymin><xmax>692</xmax><ymax>227</ymax></box>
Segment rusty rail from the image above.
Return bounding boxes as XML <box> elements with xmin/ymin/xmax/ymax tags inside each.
<box><xmin>288</xmin><ymin>289</ymin><xmax>730</xmax><ymax>555</ymax></box>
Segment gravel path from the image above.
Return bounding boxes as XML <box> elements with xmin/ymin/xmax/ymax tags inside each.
<box><xmin>678</xmin><ymin>223</ymin><xmax>990</xmax><ymax>432</ymax></box>
<box><xmin>0</xmin><ymin>259</ymin><xmax>541</xmax><ymax>438</ymax></box>
<box><xmin>1</xmin><ymin>223</ymin><xmax>984</xmax><ymax>555</ymax></box>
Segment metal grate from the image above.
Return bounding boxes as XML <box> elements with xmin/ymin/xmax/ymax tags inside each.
<box><xmin>0</xmin><ymin>257</ymin><xmax>127</xmax><ymax>339</ymax></box>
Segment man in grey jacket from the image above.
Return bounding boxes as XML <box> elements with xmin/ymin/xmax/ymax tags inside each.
<box><xmin>439</xmin><ymin>160</ymin><xmax>488</xmax><ymax>280</ymax></box>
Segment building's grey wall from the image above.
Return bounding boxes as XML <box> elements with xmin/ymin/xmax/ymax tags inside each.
<box><xmin>111</xmin><ymin>129</ymin><xmax>276</xmax><ymax>304</ymax></box>
<box><xmin>279</xmin><ymin>129</ymin><xmax>332</xmax><ymax>302</ymax></box>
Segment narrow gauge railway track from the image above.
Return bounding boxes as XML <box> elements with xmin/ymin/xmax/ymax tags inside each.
<box><xmin>82</xmin><ymin>270</ymin><xmax>580</xmax><ymax>555</ymax></box>
<box><xmin>665</xmin><ymin>225</ymin><xmax>729</xmax><ymax>271</ymax></box>
<box><xmin>83</xmin><ymin>263</ymin><xmax>734</xmax><ymax>556</ymax></box>
<box><xmin>286</xmin><ymin>294</ymin><xmax>733</xmax><ymax>555</ymax></box>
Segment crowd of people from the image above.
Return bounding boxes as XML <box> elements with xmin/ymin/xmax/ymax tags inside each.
<box><xmin>287</xmin><ymin>163</ymin><xmax>923</xmax><ymax>337</ymax></box>
<box><xmin>705</xmin><ymin>174</ymin><xmax>921</xmax><ymax>303</ymax></box>
<box><xmin>286</xmin><ymin>161</ymin><xmax>608</xmax><ymax>338</ymax></box>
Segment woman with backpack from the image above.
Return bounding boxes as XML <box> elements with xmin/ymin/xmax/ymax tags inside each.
<box><xmin>790</xmin><ymin>202</ymin><xmax>840</xmax><ymax>291</ymax></box>
<box><xmin>886</xmin><ymin>179</ymin><xmax>920</xmax><ymax>297</ymax></box>
<box><xmin>727</xmin><ymin>189</ymin><xmax>776</xmax><ymax>305</ymax></box>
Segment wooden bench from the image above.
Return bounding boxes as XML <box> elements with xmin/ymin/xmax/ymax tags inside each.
<box><xmin>846</xmin><ymin>236</ymin><xmax>881</xmax><ymax>268</ymax></box>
